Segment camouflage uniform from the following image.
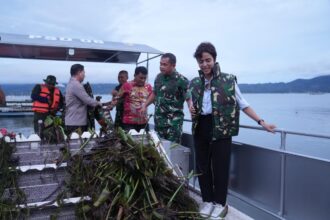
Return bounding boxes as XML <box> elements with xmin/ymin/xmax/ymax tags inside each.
<box><xmin>154</xmin><ymin>70</ymin><xmax>190</xmax><ymax>143</ymax></box>
<box><xmin>114</xmin><ymin>84</ymin><xmax>124</xmax><ymax>129</ymax></box>
<box><xmin>114</xmin><ymin>99</ymin><xmax>124</xmax><ymax>128</ymax></box>
<box><xmin>189</xmin><ymin>63</ymin><xmax>240</xmax><ymax>140</ymax></box>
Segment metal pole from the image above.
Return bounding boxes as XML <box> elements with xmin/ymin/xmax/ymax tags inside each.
<box><xmin>280</xmin><ymin>131</ymin><xmax>287</xmax><ymax>150</ymax></box>
<box><xmin>146</xmin><ymin>53</ymin><xmax>149</xmax><ymax>71</ymax></box>
<box><xmin>38</xmin><ymin>119</ymin><xmax>43</xmax><ymax>138</ymax></box>
<box><xmin>279</xmin><ymin>130</ymin><xmax>287</xmax><ymax>217</ymax></box>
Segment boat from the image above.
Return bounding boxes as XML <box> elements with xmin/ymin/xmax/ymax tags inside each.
<box><xmin>0</xmin><ymin>100</ymin><xmax>33</xmax><ymax>117</ymax></box>
<box><xmin>0</xmin><ymin>87</ymin><xmax>33</xmax><ymax>117</ymax></box>
<box><xmin>1</xmin><ymin>130</ymin><xmax>251</xmax><ymax>219</ymax></box>
<box><xmin>183</xmin><ymin>124</ymin><xmax>330</xmax><ymax>220</ymax></box>
<box><xmin>1</xmin><ymin>32</ymin><xmax>330</xmax><ymax>219</ymax></box>
<box><xmin>2</xmin><ymin>123</ymin><xmax>330</xmax><ymax>219</ymax></box>
<box><xmin>0</xmin><ymin>31</ymin><xmax>163</xmax><ymax>117</ymax></box>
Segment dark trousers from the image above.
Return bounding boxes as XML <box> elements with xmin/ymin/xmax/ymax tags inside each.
<box><xmin>193</xmin><ymin>114</ymin><xmax>232</xmax><ymax>206</ymax></box>
<box><xmin>33</xmin><ymin>112</ymin><xmax>49</xmax><ymax>136</ymax></box>
<box><xmin>65</xmin><ymin>125</ymin><xmax>87</xmax><ymax>137</ymax></box>
<box><xmin>122</xmin><ymin>123</ymin><xmax>148</xmax><ymax>133</ymax></box>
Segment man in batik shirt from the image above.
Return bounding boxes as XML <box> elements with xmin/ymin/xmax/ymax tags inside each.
<box><xmin>142</xmin><ymin>53</ymin><xmax>191</xmax><ymax>143</ymax></box>
<box><xmin>116</xmin><ymin>66</ymin><xmax>152</xmax><ymax>132</ymax></box>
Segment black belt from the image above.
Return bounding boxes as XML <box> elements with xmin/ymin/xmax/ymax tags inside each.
<box><xmin>199</xmin><ymin>114</ymin><xmax>212</xmax><ymax>118</ymax></box>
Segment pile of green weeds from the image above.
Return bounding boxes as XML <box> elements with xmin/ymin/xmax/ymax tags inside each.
<box><xmin>0</xmin><ymin>135</ymin><xmax>27</xmax><ymax>219</ymax></box>
<box><xmin>42</xmin><ymin>115</ymin><xmax>66</xmax><ymax>144</ymax></box>
<box><xmin>63</xmin><ymin>129</ymin><xmax>201</xmax><ymax>219</ymax></box>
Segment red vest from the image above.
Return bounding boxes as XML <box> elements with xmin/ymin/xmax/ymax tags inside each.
<box><xmin>32</xmin><ymin>84</ymin><xmax>60</xmax><ymax>113</ymax></box>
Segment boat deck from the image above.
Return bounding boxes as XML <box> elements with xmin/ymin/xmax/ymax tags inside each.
<box><xmin>189</xmin><ymin>190</ymin><xmax>254</xmax><ymax>220</ymax></box>
<box><xmin>2</xmin><ymin>131</ymin><xmax>253</xmax><ymax>219</ymax></box>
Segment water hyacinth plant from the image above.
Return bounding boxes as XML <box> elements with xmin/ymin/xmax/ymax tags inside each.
<box><xmin>0</xmin><ymin>131</ymin><xmax>27</xmax><ymax>219</ymax></box>
<box><xmin>61</xmin><ymin>128</ymin><xmax>202</xmax><ymax>219</ymax></box>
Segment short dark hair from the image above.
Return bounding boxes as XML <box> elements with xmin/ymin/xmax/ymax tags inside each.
<box><xmin>161</xmin><ymin>53</ymin><xmax>176</xmax><ymax>65</ymax></box>
<box><xmin>194</xmin><ymin>42</ymin><xmax>217</xmax><ymax>60</ymax></box>
<box><xmin>70</xmin><ymin>64</ymin><xmax>84</xmax><ymax>76</ymax></box>
<box><xmin>118</xmin><ymin>70</ymin><xmax>128</xmax><ymax>77</ymax></box>
<box><xmin>134</xmin><ymin>66</ymin><xmax>148</xmax><ymax>76</ymax></box>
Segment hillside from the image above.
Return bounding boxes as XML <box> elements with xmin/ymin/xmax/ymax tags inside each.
<box><xmin>0</xmin><ymin>83</ymin><xmax>117</xmax><ymax>96</ymax></box>
<box><xmin>239</xmin><ymin>75</ymin><xmax>330</xmax><ymax>93</ymax></box>
<box><xmin>1</xmin><ymin>75</ymin><xmax>329</xmax><ymax>95</ymax></box>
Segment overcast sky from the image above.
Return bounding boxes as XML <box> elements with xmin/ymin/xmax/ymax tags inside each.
<box><xmin>0</xmin><ymin>0</ymin><xmax>330</xmax><ymax>84</ymax></box>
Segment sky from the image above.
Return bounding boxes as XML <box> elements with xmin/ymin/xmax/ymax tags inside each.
<box><xmin>0</xmin><ymin>0</ymin><xmax>330</xmax><ymax>84</ymax></box>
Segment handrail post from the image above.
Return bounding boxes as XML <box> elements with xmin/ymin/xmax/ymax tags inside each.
<box><xmin>280</xmin><ymin>130</ymin><xmax>286</xmax><ymax>150</ymax></box>
<box><xmin>279</xmin><ymin>130</ymin><xmax>287</xmax><ymax>217</ymax></box>
<box><xmin>146</xmin><ymin>53</ymin><xmax>149</xmax><ymax>71</ymax></box>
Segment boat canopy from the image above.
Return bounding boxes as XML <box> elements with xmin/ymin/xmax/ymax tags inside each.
<box><xmin>0</xmin><ymin>32</ymin><xmax>163</xmax><ymax>64</ymax></box>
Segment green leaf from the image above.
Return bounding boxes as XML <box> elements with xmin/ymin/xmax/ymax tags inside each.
<box><xmin>93</xmin><ymin>187</ymin><xmax>110</xmax><ymax>207</ymax></box>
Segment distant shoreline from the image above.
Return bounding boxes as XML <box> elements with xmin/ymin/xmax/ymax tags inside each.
<box><xmin>1</xmin><ymin>74</ymin><xmax>329</xmax><ymax>94</ymax></box>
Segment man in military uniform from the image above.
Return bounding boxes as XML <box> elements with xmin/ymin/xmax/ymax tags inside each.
<box><xmin>111</xmin><ymin>70</ymin><xmax>128</xmax><ymax>129</ymax></box>
<box><xmin>142</xmin><ymin>53</ymin><xmax>191</xmax><ymax>143</ymax></box>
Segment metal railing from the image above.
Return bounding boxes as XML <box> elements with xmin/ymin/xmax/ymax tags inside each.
<box><xmin>239</xmin><ymin>125</ymin><xmax>330</xmax><ymax>218</ymax></box>
<box><xmin>182</xmin><ymin>119</ymin><xmax>330</xmax><ymax>220</ymax></box>
<box><xmin>239</xmin><ymin>124</ymin><xmax>330</xmax><ymax>151</ymax></box>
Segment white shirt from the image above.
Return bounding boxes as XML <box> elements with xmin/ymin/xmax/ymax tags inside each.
<box><xmin>201</xmin><ymin>79</ymin><xmax>249</xmax><ymax>115</ymax></box>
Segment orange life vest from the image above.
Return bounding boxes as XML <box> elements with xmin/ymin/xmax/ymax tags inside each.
<box><xmin>32</xmin><ymin>84</ymin><xmax>60</xmax><ymax>113</ymax></box>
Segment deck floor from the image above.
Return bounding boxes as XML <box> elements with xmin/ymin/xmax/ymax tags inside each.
<box><xmin>189</xmin><ymin>191</ymin><xmax>254</xmax><ymax>220</ymax></box>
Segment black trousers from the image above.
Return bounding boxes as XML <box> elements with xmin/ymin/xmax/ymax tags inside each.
<box><xmin>33</xmin><ymin>112</ymin><xmax>49</xmax><ymax>136</ymax></box>
<box><xmin>193</xmin><ymin>114</ymin><xmax>232</xmax><ymax>206</ymax></box>
<box><xmin>122</xmin><ymin>123</ymin><xmax>148</xmax><ymax>133</ymax></box>
<box><xmin>65</xmin><ymin>125</ymin><xmax>87</xmax><ymax>137</ymax></box>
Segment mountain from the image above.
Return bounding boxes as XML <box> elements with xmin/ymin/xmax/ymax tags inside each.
<box><xmin>1</xmin><ymin>75</ymin><xmax>329</xmax><ymax>95</ymax></box>
<box><xmin>0</xmin><ymin>84</ymin><xmax>35</xmax><ymax>96</ymax></box>
<box><xmin>0</xmin><ymin>83</ymin><xmax>117</xmax><ymax>96</ymax></box>
<box><xmin>238</xmin><ymin>75</ymin><xmax>330</xmax><ymax>93</ymax></box>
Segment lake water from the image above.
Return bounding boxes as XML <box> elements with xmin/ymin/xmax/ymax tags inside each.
<box><xmin>1</xmin><ymin>93</ymin><xmax>330</xmax><ymax>159</ymax></box>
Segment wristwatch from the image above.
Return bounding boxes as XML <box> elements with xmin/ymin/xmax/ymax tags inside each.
<box><xmin>257</xmin><ymin>119</ymin><xmax>264</xmax><ymax>125</ymax></box>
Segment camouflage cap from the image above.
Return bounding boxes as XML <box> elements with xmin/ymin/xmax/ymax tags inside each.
<box><xmin>43</xmin><ymin>75</ymin><xmax>58</xmax><ymax>85</ymax></box>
